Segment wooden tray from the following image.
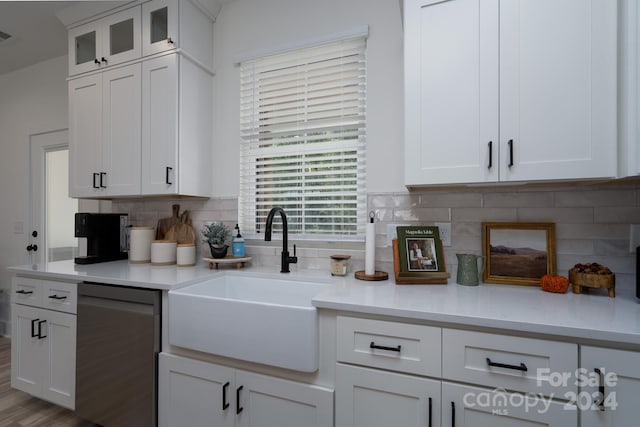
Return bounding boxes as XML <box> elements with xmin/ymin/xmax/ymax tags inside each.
<box><xmin>204</xmin><ymin>256</ymin><xmax>252</xmax><ymax>270</ymax></box>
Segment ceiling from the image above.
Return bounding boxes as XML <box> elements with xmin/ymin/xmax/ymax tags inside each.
<box><xmin>0</xmin><ymin>2</ymin><xmax>75</xmax><ymax>75</ymax></box>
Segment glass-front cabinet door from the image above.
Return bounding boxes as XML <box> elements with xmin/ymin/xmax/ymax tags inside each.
<box><xmin>142</xmin><ymin>0</ymin><xmax>178</xmax><ymax>57</ymax></box>
<box><xmin>69</xmin><ymin>22</ymin><xmax>103</xmax><ymax>75</ymax></box>
<box><xmin>68</xmin><ymin>6</ymin><xmax>141</xmax><ymax>75</ymax></box>
<box><xmin>102</xmin><ymin>7</ymin><xmax>141</xmax><ymax>66</ymax></box>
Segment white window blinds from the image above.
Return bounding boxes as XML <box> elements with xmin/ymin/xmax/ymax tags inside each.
<box><xmin>239</xmin><ymin>37</ymin><xmax>367</xmax><ymax>239</ymax></box>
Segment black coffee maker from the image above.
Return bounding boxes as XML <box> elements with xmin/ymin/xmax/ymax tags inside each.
<box><xmin>74</xmin><ymin>213</ymin><xmax>128</xmax><ymax>264</ymax></box>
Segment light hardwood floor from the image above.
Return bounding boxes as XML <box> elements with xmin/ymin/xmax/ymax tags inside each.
<box><xmin>0</xmin><ymin>337</ymin><xmax>98</xmax><ymax>427</ymax></box>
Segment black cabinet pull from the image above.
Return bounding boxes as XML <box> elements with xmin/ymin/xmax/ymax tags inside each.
<box><xmin>236</xmin><ymin>385</ymin><xmax>244</xmax><ymax>414</ymax></box>
<box><xmin>507</xmin><ymin>139</ymin><xmax>514</xmax><ymax>168</ymax></box>
<box><xmin>370</xmin><ymin>341</ymin><xmax>401</xmax><ymax>352</ymax></box>
<box><xmin>48</xmin><ymin>294</ymin><xmax>67</xmax><ymax>300</ymax></box>
<box><xmin>93</xmin><ymin>173</ymin><xmax>99</xmax><ymax>189</ymax></box>
<box><xmin>16</xmin><ymin>289</ymin><xmax>33</xmax><ymax>295</ymax></box>
<box><xmin>31</xmin><ymin>318</ymin><xmax>39</xmax><ymax>338</ymax></box>
<box><xmin>488</xmin><ymin>141</ymin><xmax>493</xmax><ymax>169</ymax></box>
<box><xmin>486</xmin><ymin>357</ymin><xmax>528</xmax><ymax>372</ymax></box>
<box><xmin>165</xmin><ymin>166</ymin><xmax>173</xmax><ymax>185</ymax></box>
<box><xmin>99</xmin><ymin>172</ymin><xmax>107</xmax><ymax>188</ymax></box>
<box><xmin>451</xmin><ymin>402</ymin><xmax>455</xmax><ymax>427</ymax></box>
<box><xmin>428</xmin><ymin>397</ymin><xmax>432</xmax><ymax>427</ymax></box>
<box><xmin>594</xmin><ymin>368</ymin><xmax>605</xmax><ymax>411</ymax></box>
<box><xmin>26</xmin><ymin>244</ymin><xmax>38</xmax><ymax>252</ymax></box>
<box><xmin>222</xmin><ymin>382</ymin><xmax>230</xmax><ymax>410</ymax></box>
<box><xmin>37</xmin><ymin>319</ymin><xmax>47</xmax><ymax>339</ymax></box>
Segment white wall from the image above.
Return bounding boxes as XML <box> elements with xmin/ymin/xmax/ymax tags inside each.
<box><xmin>211</xmin><ymin>0</ymin><xmax>406</xmax><ymax>196</ymax></box>
<box><xmin>0</xmin><ymin>55</ymin><xmax>69</xmax><ymax>331</ymax></box>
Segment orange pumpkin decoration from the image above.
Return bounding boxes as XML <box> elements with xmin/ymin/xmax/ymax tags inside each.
<box><xmin>540</xmin><ymin>274</ymin><xmax>570</xmax><ymax>293</ymax></box>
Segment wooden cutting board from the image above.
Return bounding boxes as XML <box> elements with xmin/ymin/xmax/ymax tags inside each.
<box><xmin>156</xmin><ymin>204</ymin><xmax>181</xmax><ymax>240</ymax></box>
<box><xmin>164</xmin><ymin>210</ymin><xmax>196</xmax><ymax>245</ymax></box>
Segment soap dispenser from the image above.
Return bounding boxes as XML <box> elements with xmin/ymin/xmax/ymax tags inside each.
<box><xmin>232</xmin><ymin>224</ymin><xmax>245</xmax><ymax>257</ymax></box>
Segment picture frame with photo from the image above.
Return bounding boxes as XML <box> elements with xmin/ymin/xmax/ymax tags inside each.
<box><xmin>482</xmin><ymin>222</ymin><xmax>557</xmax><ymax>286</ymax></box>
<box><xmin>397</xmin><ymin>226</ymin><xmax>446</xmax><ymax>274</ymax></box>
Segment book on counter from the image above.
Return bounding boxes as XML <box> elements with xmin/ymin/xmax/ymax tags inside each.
<box><xmin>396</xmin><ymin>226</ymin><xmax>447</xmax><ymax>273</ymax></box>
<box><xmin>392</xmin><ymin>239</ymin><xmax>451</xmax><ymax>285</ymax></box>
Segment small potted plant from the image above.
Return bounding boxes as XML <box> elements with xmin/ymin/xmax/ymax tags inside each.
<box><xmin>202</xmin><ymin>221</ymin><xmax>230</xmax><ymax>259</ymax></box>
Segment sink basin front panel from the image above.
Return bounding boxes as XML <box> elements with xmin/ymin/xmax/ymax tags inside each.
<box><xmin>169</xmin><ymin>273</ymin><xmax>325</xmax><ymax>372</ymax></box>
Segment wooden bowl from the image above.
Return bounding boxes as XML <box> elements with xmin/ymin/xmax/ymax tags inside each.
<box><xmin>569</xmin><ymin>269</ymin><xmax>615</xmax><ymax>297</ymax></box>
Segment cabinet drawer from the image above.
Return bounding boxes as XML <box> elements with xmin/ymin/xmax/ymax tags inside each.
<box><xmin>337</xmin><ymin>316</ymin><xmax>441</xmax><ymax>377</ymax></box>
<box><xmin>42</xmin><ymin>281</ymin><xmax>77</xmax><ymax>314</ymax></box>
<box><xmin>442</xmin><ymin>329</ymin><xmax>577</xmax><ymax>396</ymax></box>
<box><xmin>12</xmin><ymin>277</ymin><xmax>78</xmax><ymax>313</ymax></box>
<box><xmin>12</xmin><ymin>277</ymin><xmax>42</xmax><ymax>305</ymax></box>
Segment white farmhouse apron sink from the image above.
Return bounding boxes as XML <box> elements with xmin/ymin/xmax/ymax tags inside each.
<box><xmin>168</xmin><ymin>271</ymin><xmax>330</xmax><ymax>372</ymax></box>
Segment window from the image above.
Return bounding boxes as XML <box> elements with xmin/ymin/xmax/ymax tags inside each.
<box><xmin>239</xmin><ymin>37</ymin><xmax>367</xmax><ymax>239</ymax></box>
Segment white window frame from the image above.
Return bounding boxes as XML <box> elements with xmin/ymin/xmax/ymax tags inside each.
<box><xmin>239</xmin><ymin>36</ymin><xmax>367</xmax><ymax>241</ymax></box>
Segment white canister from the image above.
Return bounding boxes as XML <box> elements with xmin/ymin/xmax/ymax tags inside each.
<box><xmin>151</xmin><ymin>240</ymin><xmax>177</xmax><ymax>265</ymax></box>
<box><xmin>129</xmin><ymin>227</ymin><xmax>155</xmax><ymax>263</ymax></box>
<box><xmin>176</xmin><ymin>244</ymin><xmax>196</xmax><ymax>267</ymax></box>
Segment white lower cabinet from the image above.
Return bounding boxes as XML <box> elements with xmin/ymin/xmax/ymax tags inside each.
<box><xmin>442</xmin><ymin>382</ymin><xmax>577</xmax><ymax>427</ymax></box>
<box><xmin>580</xmin><ymin>346</ymin><xmax>640</xmax><ymax>427</ymax></box>
<box><xmin>335</xmin><ymin>363</ymin><xmax>440</xmax><ymax>427</ymax></box>
<box><xmin>159</xmin><ymin>353</ymin><xmax>333</xmax><ymax>427</ymax></box>
<box><xmin>11</xmin><ymin>304</ymin><xmax>76</xmax><ymax>409</ymax></box>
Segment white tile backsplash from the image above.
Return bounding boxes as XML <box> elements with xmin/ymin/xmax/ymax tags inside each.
<box><xmin>112</xmin><ymin>180</ymin><xmax>639</xmax><ymax>289</ymax></box>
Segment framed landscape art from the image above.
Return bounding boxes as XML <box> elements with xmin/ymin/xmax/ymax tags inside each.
<box><xmin>482</xmin><ymin>222</ymin><xmax>556</xmax><ymax>286</ymax></box>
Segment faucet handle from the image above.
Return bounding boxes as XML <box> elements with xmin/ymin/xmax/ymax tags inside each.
<box><xmin>290</xmin><ymin>244</ymin><xmax>298</xmax><ymax>264</ymax></box>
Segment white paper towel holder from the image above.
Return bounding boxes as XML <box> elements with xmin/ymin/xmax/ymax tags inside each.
<box><xmin>356</xmin><ymin>211</ymin><xmax>388</xmax><ymax>281</ymax></box>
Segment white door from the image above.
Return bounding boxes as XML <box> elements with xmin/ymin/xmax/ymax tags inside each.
<box><xmin>442</xmin><ymin>382</ymin><xmax>577</xmax><ymax>427</ymax></box>
<box><xmin>29</xmin><ymin>130</ymin><xmax>78</xmax><ymax>264</ymax></box>
<box><xmin>142</xmin><ymin>0</ymin><xmax>178</xmax><ymax>57</ymax></box>
<box><xmin>335</xmin><ymin>363</ymin><xmax>440</xmax><ymax>427</ymax></box>
<box><xmin>142</xmin><ymin>54</ymin><xmax>178</xmax><ymax>195</ymax></box>
<box><xmin>11</xmin><ymin>304</ymin><xmax>47</xmax><ymax>397</ymax></box>
<box><xmin>581</xmin><ymin>346</ymin><xmax>640</xmax><ymax>427</ymax></box>
<box><xmin>158</xmin><ymin>353</ymin><xmax>235</xmax><ymax>427</ymax></box>
<box><xmin>40</xmin><ymin>309</ymin><xmax>76</xmax><ymax>409</ymax></box>
<box><xmin>404</xmin><ymin>0</ymin><xmax>499</xmax><ymax>185</ymax></box>
<box><xmin>236</xmin><ymin>369</ymin><xmax>334</xmax><ymax>427</ymax></box>
<box><xmin>69</xmin><ymin>74</ymin><xmax>103</xmax><ymax>197</ymax></box>
<box><xmin>102</xmin><ymin>63</ymin><xmax>142</xmax><ymax>196</ymax></box>
<box><xmin>499</xmin><ymin>0</ymin><xmax>617</xmax><ymax>182</ymax></box>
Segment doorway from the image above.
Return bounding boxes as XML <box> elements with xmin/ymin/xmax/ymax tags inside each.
<box><xmin>29</xmin><ymin>129</ymin><xmax>78</xmax><ymax>264</ymax></box>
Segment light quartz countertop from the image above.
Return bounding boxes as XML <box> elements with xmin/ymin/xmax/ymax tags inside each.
<box><xmin>7</xmin><ymin>259</ymin><xmax>219</xmax><ymax>290</ymax></box>
<box><xmin>8</xmin><ymin>260</ymin><xmax>640</xmax><ymax>347</ymax></box>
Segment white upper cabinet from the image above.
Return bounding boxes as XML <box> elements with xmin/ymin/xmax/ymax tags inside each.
<box><xmin>68</xmin><ymin>7</ymin><xmax>141</xmax><ymax>76</ymax></box>
<box><xmin>67</xmin><ymin>0</ymin><xmax>213</xmax><ymax>198</ymax></box>
<box><xmin>619</xmin><ymin>0</ymin><xmax>640</xmax><ymax>178</ymax></box>
<box><xmin>404</xmin><ymin>0</ymin><xmax>618</xmax><ymax>186</ymax></box>
<box><xmin>69</xmin><ymin>64</ymin><xmax>142</xmax><ymax>198</ymax></box>
<box><xmin>142</xmin><ymin>0</ymin><xmax>178</xmax><ymax>57</ymax></box>
<box><xmin>142</xmin><ymin>0</ymin><xmax>214</xmax><ymax>68</ymax></box>
<box><xmin>405</xmin><ymin>0</ymin><xmax>499</xmax><ymax>185</ymax></box>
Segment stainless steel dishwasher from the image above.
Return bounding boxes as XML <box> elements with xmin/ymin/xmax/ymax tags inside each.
<box><xmin>76</xmin><ymin>282</ymin><xmax>161</xmax><ymax>427</ymax></box>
